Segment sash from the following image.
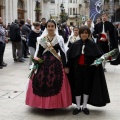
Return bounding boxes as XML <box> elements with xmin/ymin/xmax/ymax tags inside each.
<box><xmin>47</xmin><ymin>42</ymin><xmax>62</xmax><ymax>61</ymax></box>
<box><xmin>43</xmin><ymin>37</ymin><xmax>62</xmax><ymax>62</ymax></box>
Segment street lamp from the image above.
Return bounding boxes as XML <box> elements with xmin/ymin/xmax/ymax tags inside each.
<box><xmin>60</xmin><ymin>3</ymin><xmax>65</xmax><ymax>23</ymax></box>
<box><xmin>34</xmin><ymin>0</ymin><xmax>41</xmax><ymax>22</ymax></box>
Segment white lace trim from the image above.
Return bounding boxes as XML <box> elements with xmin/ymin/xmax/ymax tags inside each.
<box><xmin>40</xmin><ymin>35</ymin><xmax>59</xmax><ymax>49</ymax></box>
<box><xmin>69</xmin><ymin>35</ymin><xmax>80</xmax><ymax>43</ymax></box>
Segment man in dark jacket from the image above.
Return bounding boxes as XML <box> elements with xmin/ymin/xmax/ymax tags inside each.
<box><xmin>20</xmin><ymin>19</ymin><xmax>31</xmax><ymax>58</ymax></box>
<box><xmin>10</xmin><ymin>19</ymin><xmax>24</xmax><ymax>62</ymax></box>
<box><xmin>93</xmin><ymin>12</ymin><xmax>119</xmax><ymax>70</ymax></box>
<box><xmin>40</xmin><ymin>18</ymin><xmax>46</xmax><ymax>34</ymax></box>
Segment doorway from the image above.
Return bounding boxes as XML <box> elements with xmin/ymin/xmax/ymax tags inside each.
<box><xmin>17</xmin><ymin>0</ymin><xmax>24</xmax><ymax>19</ymax></box>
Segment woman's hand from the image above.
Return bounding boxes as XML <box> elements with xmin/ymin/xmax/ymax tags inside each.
<box><xmin>34</xmin><ymin>57</ymin><xmax>40</xmax><ymax>61</ymax></box>
<box><xmin>64</xmin><ymin>67</ymin><xmax>69</xmax><ymax>74</ymax></box>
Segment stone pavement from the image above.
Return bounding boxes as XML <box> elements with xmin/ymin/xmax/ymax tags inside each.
<box><xmin>0</xmin><ymin>43</ymin><xmax>120</xmax><ymax>120</ymax></box>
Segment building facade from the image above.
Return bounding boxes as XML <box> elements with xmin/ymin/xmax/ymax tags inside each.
<box><xmin>41</xmin><ymin>0</ymin><xmax>89</xmax><ymax>26</ymax></box>
<box><xmin>0</xmin><ymin>0</ymin><xmax>119</xmax><ymax>26</ymax></box>
<box><xmin>103</xmin><ymin>0</ymin><xmax>120</xmax><ymax>22</ymax></box>
<box><xmin>0</xmin><ymin>0</ymin><xmax>36</xmax><ymax>25</ymax></box>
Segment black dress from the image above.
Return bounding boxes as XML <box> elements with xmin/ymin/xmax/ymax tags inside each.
<box><xmin>67</xmin><ymin>39</ymin><xmax>110</xmax><ymax>107</ymax></box>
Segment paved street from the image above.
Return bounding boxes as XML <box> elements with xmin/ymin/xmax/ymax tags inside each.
<box><xmin>0</xmin><ymin>43</ymin><xmax>120</xmax><ymax>120</ymax></box>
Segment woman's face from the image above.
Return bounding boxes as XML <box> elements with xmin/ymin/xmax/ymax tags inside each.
<box><xmin>47</xmin><ymin>22</ymin><xmax>56</xmax><ymax>34</ymax></box>
<box><xmin>74</xmin><ymin>28</ymin><xmax>79</xmax><ymax>36</ymax></box>
<box><xmin>87</xmin><ymin>20</ymin><xmax>92</xmax><ymax>26</ymax></box>
<box><xmin>80</xmin><ymin>30</ymin><xmax>89</xmax><ymax>41</ymax></box>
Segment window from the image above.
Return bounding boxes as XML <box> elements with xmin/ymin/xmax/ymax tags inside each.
<box><xmin>51</xmin><ymin>0</ymin><xmax>55</xmax><ymax>3</ymax></box>
<box><xmin>69</xmin><ymin>0</ymin><xmax>72</xmax><ymax>3</ymax></box>
<box><xmin>18</xmin><ymin>0</ymin><xmax>24</xmax><ymax>9</ymax></box>
<box><xmin>73</xmin><ymin>0</ymin><xmax>75</xmax><ymax>3</ymax></box>
<box><xmin>50</xmin><ymin>9</ymin><xmax>55</xmax><ymax>15</ymax></box>
<box><xmin>73</xmin><ymin>8</ymin><xmax>75</xmax><ymax>15</ymax></box>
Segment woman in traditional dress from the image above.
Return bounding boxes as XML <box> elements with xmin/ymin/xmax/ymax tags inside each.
<box><xmin>67</xmin><ymin>26</ymin><xmax>80</xmax><ymax>48</ymax></box>
<box><xmin>67</xmin><ymin>26</ymin><xmax>110</xmax><ymax>115</ymax></box>
<box><xmin>25</xmin><ymin>19</ymin><xmax>72</xmax><ymax>109</ymax></box>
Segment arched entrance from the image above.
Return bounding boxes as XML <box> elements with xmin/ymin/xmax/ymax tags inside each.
<box><xmin>17</xmin><ymin>0</ymin><xmax>25</xmax><ymax>19</ymax></box>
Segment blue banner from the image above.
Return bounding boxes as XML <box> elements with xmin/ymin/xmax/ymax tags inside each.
<box><xmin>90</xmin><ymin>0</ymin><xmax>102</xmax><ymax>22</ymax></box>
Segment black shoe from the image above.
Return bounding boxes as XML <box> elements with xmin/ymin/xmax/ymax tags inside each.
<box><xmin>14</xmin><ymin>59</ymin><xmax>18</xmax><ymax>62</ymax></box>
<box><xmin>24</xmin><ymin>56</ymin><xmax>29</xmax><ymax>58</ymax></box>
<box><xmin>73</xmin><ymin>108</ymin><xmax>81</xmax><ymax>115</ymax></box>
<box><xmin>2</xmin><ymin>62</ymin><xmax>7</xmax><ymax>67</ymax></box>
<box><xmin>82</xmin><ymin>108</ymin><xmax>89</xmax><ymax>115</ymax></box>
<box><xmin>17</xmin><ymin>59</ymin><xmax>24</xmax><ymax>62</ymax></box>
<box><xmin>103</xmin><ymin>68</ymin><xmax>107</xmax><ymax>72</ymax></box>
<box><xmin>0</xmin><ymin>66</ymin><xmax>3</xmax><ymax>69</ymax></box>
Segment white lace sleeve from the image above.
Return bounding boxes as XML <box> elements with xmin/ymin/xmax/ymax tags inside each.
<box><xmin>34</xmin><ymin>36</ymin><xmax>47</xmax><ymax>57</ymax></box>
<box><xmin>57</xmin><ymin>35</ymin><xmax>67</xmax><ymax>61</ymax></box>
<box><xmin>34</xmin><ymin>39</ymin><xmax>40</xmax><ymax>58</ymax></box>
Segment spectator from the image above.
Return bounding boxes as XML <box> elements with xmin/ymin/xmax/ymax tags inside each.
<box><xmin>10</xmin><ymin>19</ymin><xmax>24</xmax><ymax>62</ymax></box>
<box><xmin>0</xmin><ymin>17</ymin><xmax>8</xmax><ymax>69</ymax></box>
<box><xmin>20</xmin><ymin>19</ymin><xmax>31</xmax><ymax>58</ymax></box>
<box><xmin>28</xmin><ymin>22</ymin><xmax>41</xmax><ymax>69</ymax></box>
<box><xmin>25</xmin><ymin>19</ymin><xmax>32</xmax><ymax>29</ymax></box>
<box><xmin>40</xmin><ymin>18</ymin><xmax>46</xmax><ymax>34</ymax></box>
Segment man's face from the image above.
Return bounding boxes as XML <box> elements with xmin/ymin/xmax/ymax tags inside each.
<box><xmin>28</xmin><ymin>20</ymin><xmax>31</xmax><ymax>24</ymax></box>
<box><xmin>96</xmin><ymin>18</ymin><xmax>101</xmax><ymax>23</ymax></box>
<box><xmin>102</xmin><ymin>14</ymin><xmax>108</xmax><ymax>22</ymax></box>
<box><xmin>0</xmin><ymin>17</ymin><xmax>3</xmax><ymax>24</ymax></box>
<box><xmin>42</xmin><ymin>19</ymin><xmax>46</xmax><ymax>25</ymax></box>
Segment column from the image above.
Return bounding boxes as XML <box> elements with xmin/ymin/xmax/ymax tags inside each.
<box><xmin>10</xmin><ymin>0</ymin><xmax>13</xmax><ymax>23</ymax></box>
<box><xmin>27</xmin><ymin>0</ymin><xmax>30</xmax><ymax>19</ymax></box>
<box><xmin>5</xmin><ymin>0</ymin><xmax>9</xmax><ymax>25</ymax></box>
<box><xmin>32</xmin><ymin>0</ymin><xmax>35</xmax><ymax>22</ymax></box>
<box><xmin>12</xmin><ymin>0</ymin><xmax>17</xmax><ymax>21</ymax></box>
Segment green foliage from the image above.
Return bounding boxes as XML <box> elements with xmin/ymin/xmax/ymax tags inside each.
<box><xmin>59</xmin><ymin>12</ymin><xmax>68</xmax><ymax>23</ymax></box>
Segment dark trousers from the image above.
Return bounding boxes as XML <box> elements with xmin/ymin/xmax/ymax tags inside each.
<box><xmin>22</xmin><ymin>40</ymin><xmax>28</xmax><ymax>57</ymax></box>
<box><xmin>11</xmin><ymin>41</ymin><xmax>22</xmax><ymax>60</ymax></box>
<box><xmin>0</xmin><ymin>42</ymin><xmax>5</xmax><ymax>65</ymax></box>
<box><xmin>74</xmin><ymin>65</ymin><xmax>92</xmax><ymax>96</ymax></box>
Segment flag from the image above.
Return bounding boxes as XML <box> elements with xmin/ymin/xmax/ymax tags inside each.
<box><xmin>90</xmin><ymin>0</ymin><xmax>102</xmax><ymax>22</ymax></box>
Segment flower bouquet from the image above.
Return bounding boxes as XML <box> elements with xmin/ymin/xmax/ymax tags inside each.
<box><xmin>28</xmin><ymin>57</ymin><xmax>44</xmax><ymax>79</ymax></box>
<box><xmin>91</xmin><ymin>48</ymin><xmax>119</xmax><ymax>66</ymax></box>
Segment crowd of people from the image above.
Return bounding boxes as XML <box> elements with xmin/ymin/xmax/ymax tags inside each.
<box><xmin>0</xmin><ymin>12</ymin><xmax>120</xmax><ymax>115</ymax></box>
